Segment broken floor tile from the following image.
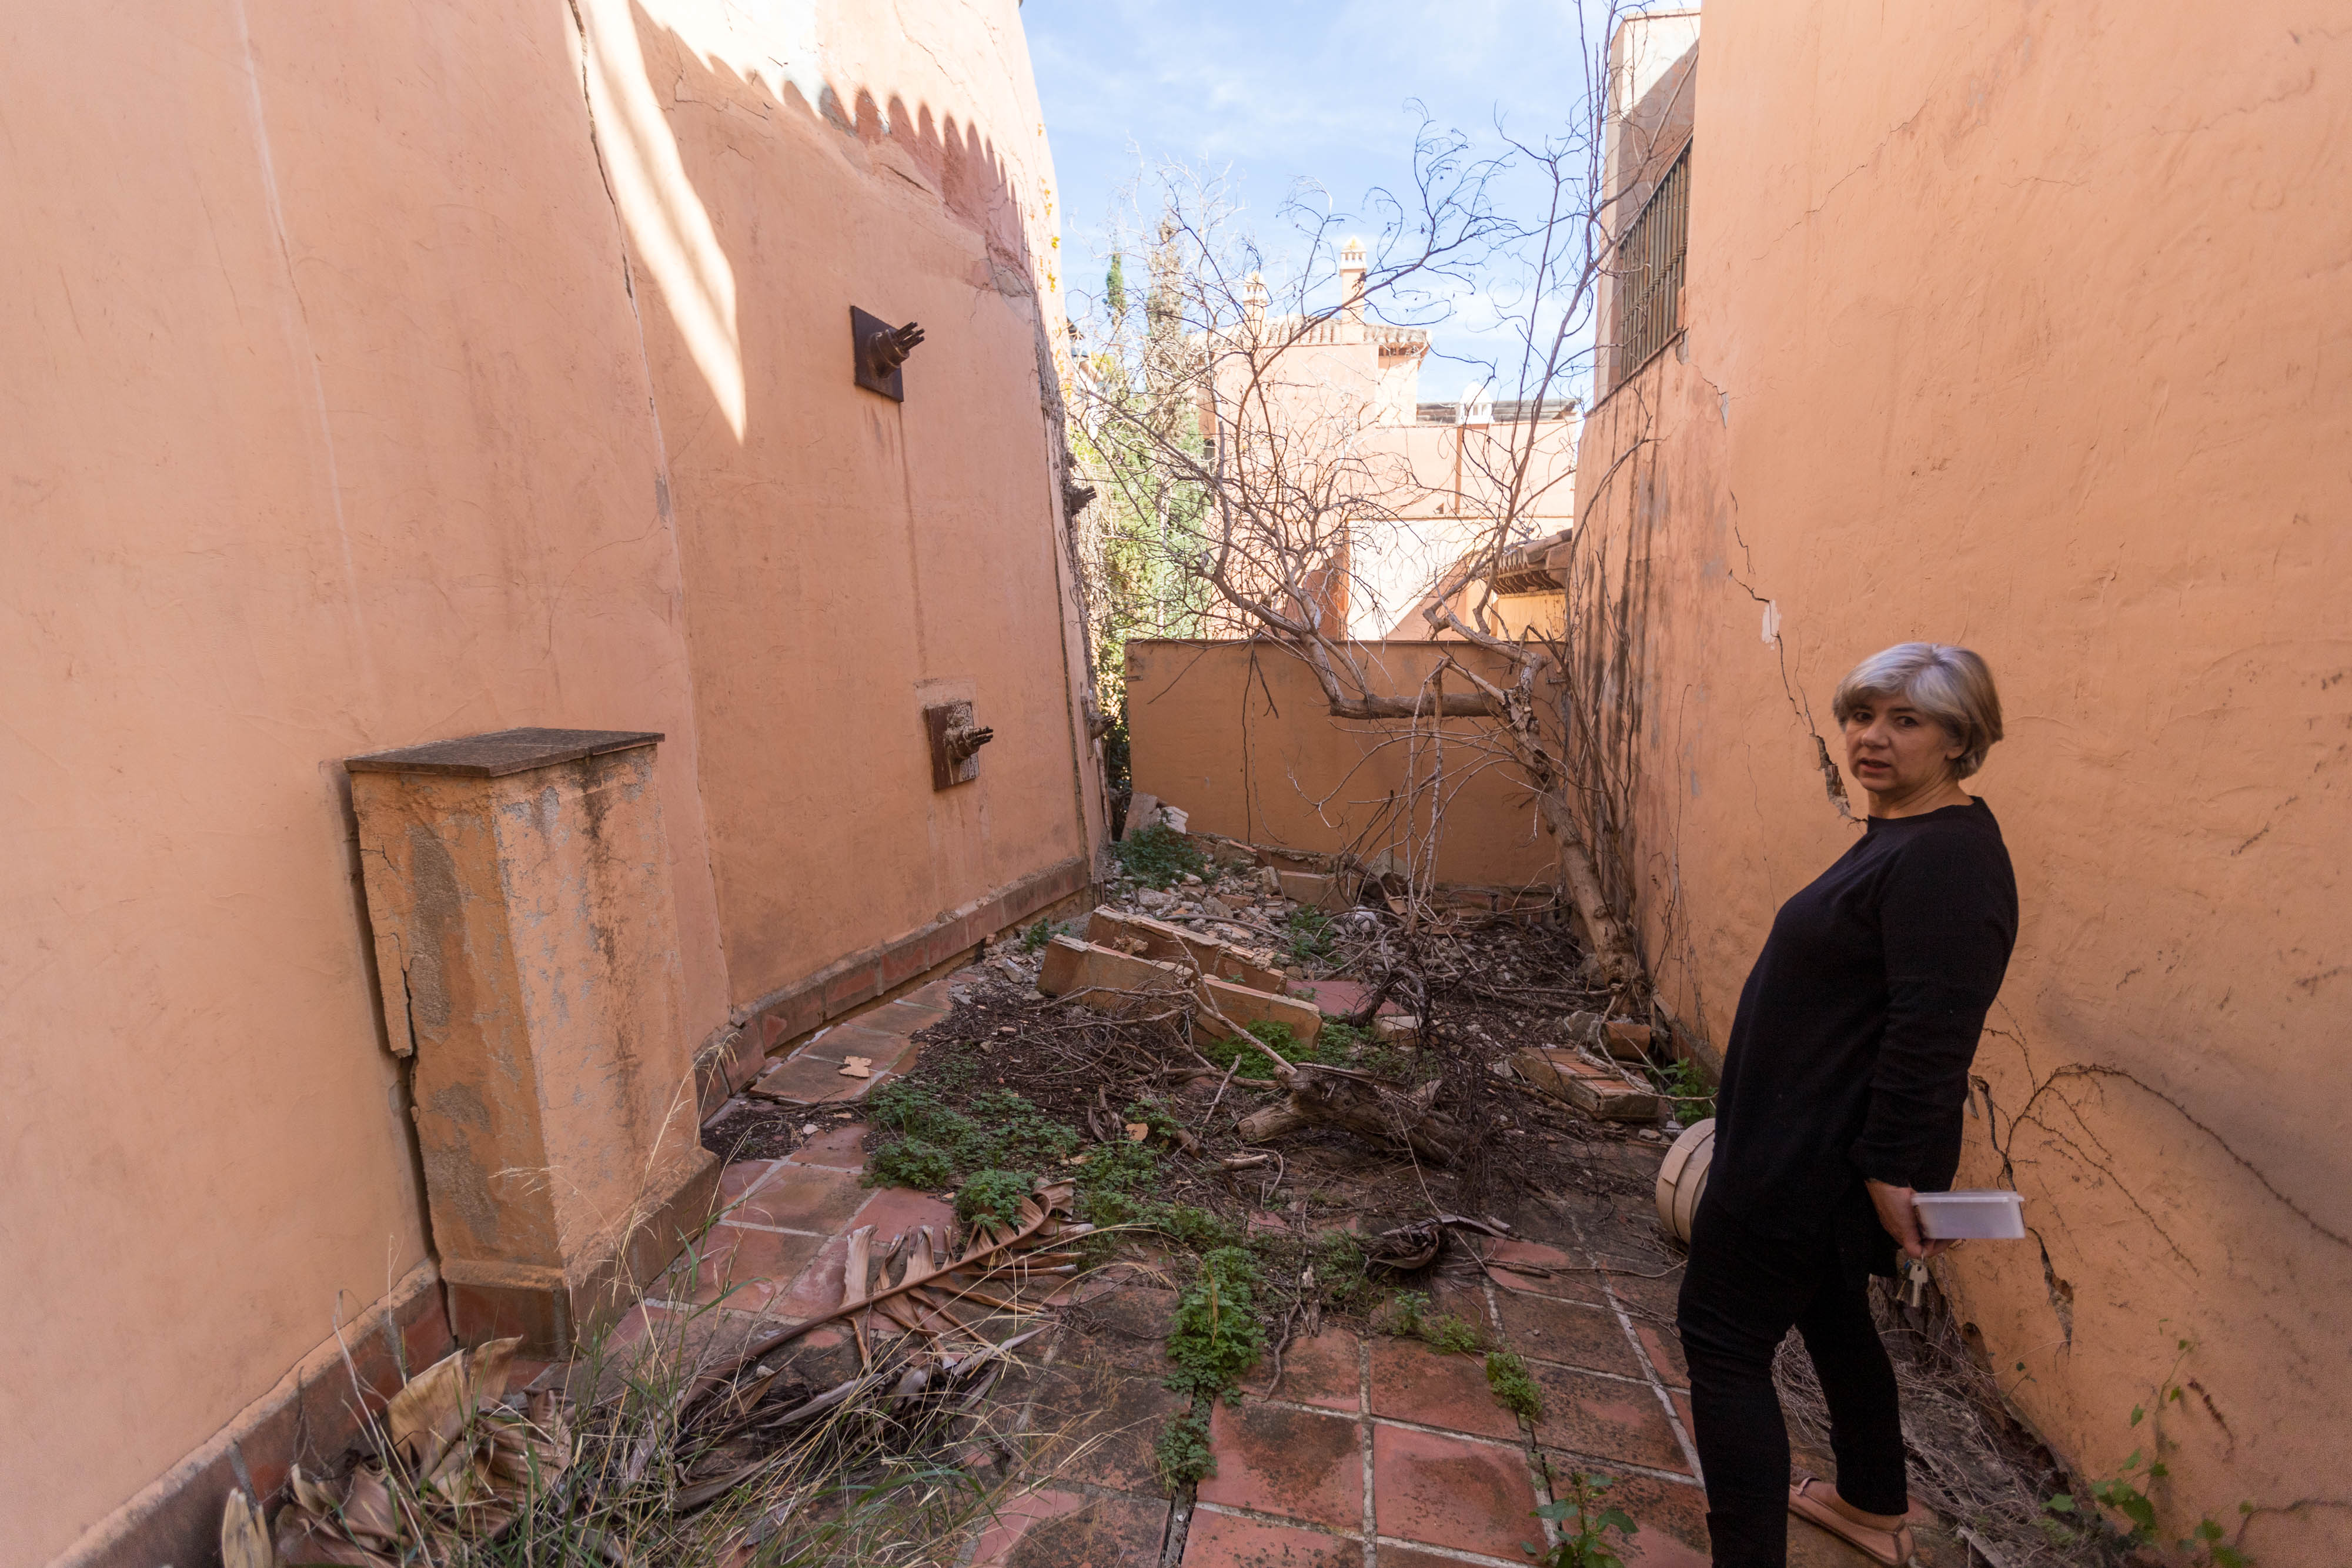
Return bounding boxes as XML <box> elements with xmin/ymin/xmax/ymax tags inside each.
<box><xmin>750</xmin><ymin>1053</ymin><xmax>880</xmax><ymax>1105</ymax></box>
<box><xmin>1367</xmin><ymin>1335</ymin><xmax>1524</xmax><ymax>1442</ymax></box>
<box><xmin>806</xmin><ymin>1019</ymin><xmax>922</xmax><ymax>1072</ymax></box>
<box><xmin>1181</xmin><ymin>1509</ymin><xmax>1361</xmax><ymax>1567</ymax></box>
<box><xmin>1368</xmin><ymin>1423</ymin><xmax>1542</xmax><ymax>1560</ymax></box>
<box><xmin>970</xmin><ymin>1485</ymin><xmax>1171</xmax><ymax>1568</ymax></box>
<box><xmin>1195</xmin><ymin>1400</ymin><xmax>1364</xmax><ymax>1530</ymax></box>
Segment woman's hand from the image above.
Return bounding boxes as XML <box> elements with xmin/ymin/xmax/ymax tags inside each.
<box><xmin>1865</xmin><ymin>1179</ymin><xmax>1954</xmax><ymax>1261</ymax></box>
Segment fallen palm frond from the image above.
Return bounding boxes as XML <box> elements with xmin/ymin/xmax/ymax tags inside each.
<box><xmin>244</xmin><ymin>1179</ymin><xmax>1089</xmax><ymax>1567</ymax></box>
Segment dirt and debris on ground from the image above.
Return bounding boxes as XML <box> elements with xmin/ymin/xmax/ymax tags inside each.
<box><xmin>255</xmin><ymin>843</ymin><xmax>2117</xmax><ymax>1567</ymax></box>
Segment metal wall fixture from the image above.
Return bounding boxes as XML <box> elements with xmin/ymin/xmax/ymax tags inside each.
<box><xmin>923</xmin><ymin>700</ymin><xmax>994</xmax><ymax>790</ymax></box>
<box><xmin>851</xmin><ymin>306</ymin><xmax>925</xmax><ymax>400</ymax></box>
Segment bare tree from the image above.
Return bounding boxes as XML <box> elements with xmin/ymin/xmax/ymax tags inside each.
<box><xmin>1067</xmin><ymin>2</ymin><xmax>1659</xmax><ymax>995</ymax></box>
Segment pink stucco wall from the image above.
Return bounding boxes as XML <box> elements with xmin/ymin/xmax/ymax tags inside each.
<box><xmin>1571</xmin><ymin>3</ymin><xmax>2349</xmax><ymax>1556</ymax></box>
<box><xmin>1</xmin><ymin>3</ymin><xmax>1095</xmax><ymax>1561</ymax></box>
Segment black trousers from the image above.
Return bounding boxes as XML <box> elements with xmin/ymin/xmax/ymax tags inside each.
<box><xmin>1675</xmin><ymin>1194</ymin><xmax>1907</xmax><ymax>1567</ymax></box>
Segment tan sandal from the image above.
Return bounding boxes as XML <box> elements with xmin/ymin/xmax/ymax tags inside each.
<box><xmin>1788</xmin><ymin>1475</ymin><xmax>1916</xmax><ymax>1566</ymax></box>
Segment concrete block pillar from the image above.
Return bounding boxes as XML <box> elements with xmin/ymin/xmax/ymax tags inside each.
<box><xmin>346</xmin><ymin>728</ymin><xmax>720</xmax><ymax>1353</ymax></box>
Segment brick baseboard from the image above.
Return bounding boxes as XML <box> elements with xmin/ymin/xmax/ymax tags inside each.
<box><xmin>701</xmin><ymin>854</ymin><xmax>1096</xmax><ymax>1108</ymax></box>
<box><xmin>54</xmin><ymin>1263</ymin><xmax>453</xmax><ymax>1568</ymax></box>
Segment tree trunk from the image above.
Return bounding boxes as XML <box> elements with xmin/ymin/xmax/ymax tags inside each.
<box><xmin>1237</xmin><ymin>1067</ymin><xmax>1465</xmax><ymax>1165</ymax></box>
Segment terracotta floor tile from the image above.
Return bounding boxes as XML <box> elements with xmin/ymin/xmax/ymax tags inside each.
<box><xmin>1476</xmin><ymin>1240</ymin><xmax>1609</xmax><ymax>1306</ymax></box>
<box><xmin>853</xmin><ymin>1184</ymin><xmax>960</xmax><ymax>1248</ymax></box>
<box><xmin>1196</xmin><ymin>1401</ymin><xmax>1364</xmax><ymax>1529</ymax></box>
<box><xmin>717</xmin><ymin>1158</ymin><xmax>785</xmax><ymax>1208</ymax></box>
<box><xmin>724</xmin><ymin>1162</ymin><xmax>867</xmax><ymax>1233</ymax></box>
<box><xmin>1534</xmin><ymin>1465</ymin><xmax>1709</xmax><ymax>1567</ymax></box>
<box><xmin>1241</xmin><ymin>1330</ymin><xmax>1362</xmax><ymax>1412</ymax></box>
<box><xmin>767</xmin><ymin>1231</ymin><xmax>851</xmax><ymax>1319</ymax></box>
<box><xmin>750</xmin><ymin>1053</ymin><xmax>874</xmax><ymax>1105</ymax></box>
<box><xmin>1025</xmin><ymin>1362</ymin><xmax>1191</xmax><ymax>1493</ymax></box>
<box><xmin>784</xmin><ymin>1120</ymin><xmax>869</xmax><ymax>1171</ymax></box>
<box><xmin>1055</xmin><ymin>1288</ymin><xmax>1180</xmax><ymax>1373</ymax></box>
<box><xmin>674</xmin><ymin>1223</ymin><xmax>826</xmax><ymax>1311</ymax></box>
<box><xmin>1493</xmin><ymin>1292</ymin><xmax>1643</xmax><ymax>1379</ymax></box>
<box><xmin>1598</xmin><ymin>1266</ymin><xmax>1687</xmax><ymax>1321</ymax></box>
<box><xmin>885</xmin><ymin>991</ymin><xmax>955</xmax><ymax>1030</ymax></box>
<box><xmin>1368</xmin><ymin>1336</ymin><xmax>1523</xmax><ymax>1440</ymax></box>
<box><xmin>970</xmin><ymin>1485</ymin><xmax>1170</xmax><ymax>1568</ymax></box>
<box><xmin>1182</xmin><ymin>1510</ymin><xmax>1361</xmax><ymax>1567</ymax></box>
<box><xmin>1633</xmin><ymin>1320</ymin><xmax>1689</xmax><ymax>1388</ymax></box>
<box><xmin>1789</xmin><ymin>1514</ymin><xmax>1910</xmax><ymax>1568</ymax></box>
<box><xmin>1529</xmin><ymin>1366</ymin><xmax>1689</xmax><ymax>1473</ymax></box>
<box><xmin>1368</xmin><ymin>1424</ymin><xmax>1542</xmax><ymax>1560</ymax></box>
<box><xmin>813</xmin><ymin>1019</ymin><xmax>923</xmax><ymax>1072</ymax></box>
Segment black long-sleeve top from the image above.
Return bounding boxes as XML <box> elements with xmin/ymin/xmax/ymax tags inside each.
<box><xmin>1711</xmin><ymin>798</ymin><xmax>2017</xmax><ymax>1261</ymax></box>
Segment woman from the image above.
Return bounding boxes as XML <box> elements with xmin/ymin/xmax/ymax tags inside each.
<box><xmin>1676</xmin><ymin>643</ymin><xmax>2018</xmax><ymax>1567</ymax></box>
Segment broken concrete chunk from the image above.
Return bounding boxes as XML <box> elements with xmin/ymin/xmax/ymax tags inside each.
<box><xmin>1086</xmin><ymin>907</ymin><xmax>1287</xmax><ymax>993</ymax></box>
<box><xmin>1274</xmin><ymin>870</ymin><xmax>1361</xmax><ymax>911</ymax></box>
<box><xmin>1121</xmin><ymin>793</ymin><xmax>1161</xmax><ymax>840</ymax></box>
<box><xmin>1037</xmin><ymin>934</ymin><xmax>1321</xmax><ymax>1046</ymax></box>
<box><xmin>1510</xmin><ymin>1046</ymin><xmax>1664</xmax><ymax>1122</ymax></box>
<box><xmin>838</xmin><ymin>1057</ymin><xmax>873</xmax><ymax>1079</ymax></box>
<box><xmin>1564</xmin><ymin>1009</ymin><xmax>1653</xmax><ymax>1061</ymax></box>
<box><xmin>1373</xmin><ymin>1014</ymin><xmax>1422</xmax><ymax>1046</ymax></box>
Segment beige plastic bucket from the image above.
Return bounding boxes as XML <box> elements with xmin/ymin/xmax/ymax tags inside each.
<box><xmin>1654</xmin><ymin>1117</ymin><xmax>1716</xmax><ymax>1244</ymax></box>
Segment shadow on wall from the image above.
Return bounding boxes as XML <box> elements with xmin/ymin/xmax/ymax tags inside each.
<box><xmin>572</xmin><ymin>0</ymin><xmax>1095</xmax><ymax>1008</ymax></box>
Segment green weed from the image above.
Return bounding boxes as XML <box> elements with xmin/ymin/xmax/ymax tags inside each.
<box><xmin>1486</xmin><ymin>1350</ymin><xmax>1544</xmax><ymax>1420</ymax></box>
<box><xmin>1154</xmin><ymin>1408</ymin><xmax>1216</xmax><ymax>1485</ymax></box>
<box><xmin>1198</xmin><ymin>1018</ymin><xmax>1347</xmax><ymax>1075</ymax></box>
<box><xmin>863</xmin><ymin>1084</ymin><xmax>1082</xmax><ymax>1191</ymax></box>
<box><xmin>1164</xmin><ymin>1246</ymin><xmax>1265</xmax><ymax>1403</ymax></box>
<box><xmin>2040</xmin><ymin>1339</ymin><xmax>2257</xmax><ymax>1566</ymax></box>
<box><xmin>1113</xmin><ymin>823</ymin><xmax>1205</xmax><ymax>889</ymax></box>
<box><xmin>1532</xmin><ymin>1470</ymin><xmax>1639</xmax><ymax>1568</ymax></box>
<box><xmin>1122</xmin><ymin>1099</ymin><xmax>1187</xmax><ymax>1142</ymax></box>
<box><xmin>1018</xmin><ymin>917</ymin><xmax>1071</xmax><ymax>952</ymax></box>
<box><xmin>866</xmin><ymin>1137</ymin><xmax>955</xmax><ymax>1192</ymax></box>
<box><xmin>1284</xmin><ymin>907</ymin><xmax>1338</xmax><ymax>964</ymax></box>
<box><xmin>1653</xmin><ymin>1058</ymin><xmax>1715</xmax><ymax>1119</ymax></box>
<box><xmin>953</xmin><ymin>1168</ymin><xmax>1036</xmax><ymax>1231</ymax></box>
<box><xmin>1379</xmin><ymin>1290</ymin><xmax>1487</xmax><ymax>1355</ymax></box>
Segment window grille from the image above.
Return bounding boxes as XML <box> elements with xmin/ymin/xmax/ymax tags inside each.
<box><xmin>1610</xmin><ymin>142</ymin><xmax>1690</xmax><ymax>389</ymax></box>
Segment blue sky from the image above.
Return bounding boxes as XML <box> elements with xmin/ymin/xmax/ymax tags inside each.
<box><xmin>1025</xmin><ymin>0</ymin><xmax>1628</xmax><ymax>387</ymax></box>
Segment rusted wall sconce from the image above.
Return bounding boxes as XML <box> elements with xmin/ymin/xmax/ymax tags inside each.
<box><xmin>924</xmin><ymin>700</ymin><xmax>993</xmax><ymax>789</ymax></box>
<box><xmin>852</xmin><ymin>306</ymin><xmax>924</xmax><ymax>400</ymax></box>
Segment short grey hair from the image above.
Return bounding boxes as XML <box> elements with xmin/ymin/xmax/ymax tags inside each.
<box><xmin>1831</xmin><ymin>643</ymin><xmax>2004</xmax><ymax>779</ymax></box>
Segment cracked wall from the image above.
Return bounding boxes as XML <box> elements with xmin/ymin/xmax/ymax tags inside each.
<box><xmin>1568</xmin><ymin>2</ymin><xmax>2351</xmax><ymax>1557</ymax></box>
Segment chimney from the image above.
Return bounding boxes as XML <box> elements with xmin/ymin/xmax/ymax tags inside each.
<box><xmin>1244</xmin><ymin>270</ymin><xmax>1268</xmax><ymax>340</ymax></box>
<box><xmin>1339</xmin><ymin>237</ymin><xmax>1367</xmax><ymax>335</ymax></box>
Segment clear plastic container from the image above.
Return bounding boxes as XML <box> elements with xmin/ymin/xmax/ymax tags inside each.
<box><xmin>1914</xmin><ymin>1189</ymin><xmax>2026</xmax><ymax>1239</ymax></box>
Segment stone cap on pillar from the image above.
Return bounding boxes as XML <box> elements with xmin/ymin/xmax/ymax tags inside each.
<box><xmin>346</xmin><ymin>727</ymin><xmax>664</xmax><ymax>777</ymax></box>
